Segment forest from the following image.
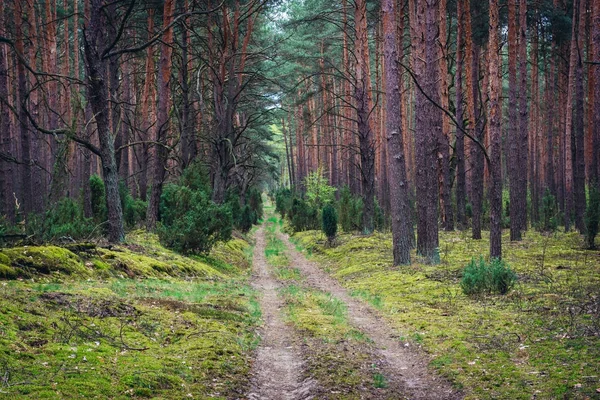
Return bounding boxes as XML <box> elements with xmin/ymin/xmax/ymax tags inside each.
<box><xmin>0</xmin><ymin>0</ymin><xmax>598</xmax><ymax>398</ymax></box>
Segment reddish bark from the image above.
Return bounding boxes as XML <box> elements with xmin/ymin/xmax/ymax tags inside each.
<box><xmin>488</xmin><ymin>0</ymin><xmax>503</xmax><ymax>259</ymax></box>
<box><xmin>147</xmin><ymin>0</ymin><xmax>176</xmax><ymax>229</ymax></box>
<box><xmin>383</xmin><ymin>0</ymin><xmax>411</xmax><ymax>264</ymax></box>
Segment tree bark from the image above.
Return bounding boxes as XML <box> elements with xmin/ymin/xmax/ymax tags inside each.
<box><xmin>354</xmin><ymin>0</ymin><xmax>376</xmax><ymax>233</ymax></box>
<box><xmin>383</xmin><ymin>0</ymin><xmax>411</xmax><ymax>265</ymax></box>
<box><xmin>592</xmin><ymin>0</ymin><xmax>600</xmax><ymax>186</ymax></box>
<box><xmin>518</xmin><ymin>0</ymin><xmax>529</xmax><ymax>233</ymax></box>
<box><xmin>573</xmin><ymin>0</ymin><xmax>586</xmax><ymax>233</ymax></box>
<box><xmin>488</xmin><ymin>0</ymin><xmax>503</xmax><ymax>259</ymax></box>
<box><xmin>147</xmin><ymin>0</ymin><xmax>175</xmax><ymax>229</ymax></box>
<box><xmin>508</xmin><ymin>0</ymin><xmax>521</xmax><ymax>241</ymax></box>
<box><xmin>83</xmin><ymin>0</ymin><xmax>124</xmax><ymax>242</ymax></box>
<box><xmin>455</xmin><ymin>0</ymin><xmax>467</xmax><ymax>230</ymax></box>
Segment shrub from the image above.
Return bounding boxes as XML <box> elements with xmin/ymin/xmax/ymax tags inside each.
<box><xmin>338</xmin><ymin>186</ymin><xmax>353</xmax><ymax>232</ymax></box>
<box><xmin>461</xmin><ymin>257</ymin><xmax>517</xmax><ymax>295</ymax></box>
<box><xmin>539</xmin><ymin>189</ymin><xmax>559</xmax><ymax>232</ymax></box>
<box><xmin>158</xmin><ymin>183</ymin><xmax>232</xmax><ymax>254</ymax></box>
<box><xmin>248</xmin><ymin>188</ymin><xmax>263</xmax><ymax>223</ymax></box>
<box><xmin>238</xmin><ymin>205</ymin><xmax>254</xmax><ymax>234</ymax></box>
<box><xmin>275</xmin><ymin>188</ymin><xmax>293</xmax><ymax>218</ymax></box>
<box><xmin>290</xmin><ymin>197</ymin><xmax>318</xmax><ymax>232</ymax></box>
<box><xmin>374</xmin><ymin>198</ymin><xmax>386</xmax><ymax>231</ymax></box>
<box><xmin>304</xmin><ymin>167</ymin><xmax>336</xmax><ymax>210</ymax></box>
<box><xmin>585</xmin><ymin>185</ymin><xmax>600</xmax><ymax>249</ymax></box>
<box><xmin>32</xmin><ymin>198</ymin><xmax>96</xmax><ymax>241</ymax></box>
<box><xmin>89</xmin><ymin>174</ymin><xmax>107</xmax><ymax>224</ymax></box>
<box><xmin>322</xmin><ymin>204</ymin><xmax>337</xmax><ymax>243</ymax></box>
<box><xmin>337</xmin><ymin>186</ymin><xmax>364</xmax><ymax>232</ymax></box>
<box><xmin>120</xmin><ymin>182</ymin><xmax>147</xmax><ymax>227</ymax></box>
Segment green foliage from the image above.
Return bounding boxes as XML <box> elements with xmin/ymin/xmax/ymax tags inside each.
<box><xmin>275</xmin><ymin>188</ymin><xmax>293</xmax><ymax>218</ymax></box>
<box><xmin>290</xmin><ymin>197</ymin><xmax>319</xmax><ymax>232</ymax></box>
<box><xmin>304</xmin><ymin>167</ymin><xmax>336</xmax><ymax>210</ymax></box>
<box><xmin>461</xmin><ymin>257</ymin><xmax>517</xmax><ymax>295</ymax></box>
<box><xmin>158</xmin><ymin>183</ymin><xmax>232</xmax><ymax>254</ymax></box>
<box><xmin>247</xmin><ymin>188</ymin><xmax>264</xmax><ymax>223</ymax></box>
<box><xmin>585</xmin><ymin>185</ymin><xmax>600</xmax><ymax>249</ymax></box>
<box><xmin>539</xmin><ymin>189</ymin><xmax>559</xmax><ymax>232</ymax></box>
<box><xmin>374</xmin><ymin>198</ymin><xmax>386</xmax><ymax>232</ymax></box>
<box><xmin>89</xmin><ymin>174</ymin><xmax>107</xmax><ymax>224</ymax></box>
<box><xmin>338</xmin><ymin>186</ymin><xmax>363</xmax><ymax>233</ymax></box>
<box><xmin>239</xmin><ymin>205</ymin><xmax>254</xmax><ymax>234</ymax></box>
<box><xmin>25</xmin><ymin>198</ymin><xmax>96</xmax><ymax>242</ymax></box>
<box><xmin>322</xmin><ymin>204</ymin><xmax>337</xmax><ymax>243</ymax></box>
<box><xmin>120</xmin><ymin>182</ymin><xmax>146</xmax><ymax>227</ymax></box>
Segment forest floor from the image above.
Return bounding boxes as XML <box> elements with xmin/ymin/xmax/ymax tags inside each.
<box><xmin>0</xmin><ymin>232</ymin><xmax>261</xmax><ymax>399</ymax></box>
<box><xmin>0</xmin><ymin>209</ymin><xmax>598</xmax><ymax>399</ymax></box>
<box><xmin>291</xmin><ymin>225</ymin><xmax>600</xmax><ymax>399</ymax></box>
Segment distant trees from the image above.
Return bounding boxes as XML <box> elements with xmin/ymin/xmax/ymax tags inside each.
<box><xmin>274</xmin><ymin>0</ymin><xmax>599</xmax><ymax>260</ymax></box>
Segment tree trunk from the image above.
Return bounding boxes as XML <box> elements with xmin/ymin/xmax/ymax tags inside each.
<box><xmin>592</xmin><ymin>0</ymin><xmax>600</xmax><ymax>186</ymax></box>
<box><xmin>354</xmin><ymin>0</ymin><xmax>376</xmax><ymax>233</ymax></box>
<box><xmin>15</xmin><ymin>1</ymin><xmax>32</xmax><ymax>215</ymax></box>
<box><xmin>455</xmin><ymin>0</ymin><xmax>467</xmax><ymax>230</ymax></box>
<box><xmin>518</xmin><ymin>0</ymin><xmax>529</xmax><ymax>233</ymax></box>
<box><xmin>0</xmin><ymin>0</ymin><xmax>14</xmax><ymax>221</ymax></box>
<box><xmin>383</xmin><ymin>0</ymin><xmax>411</xmax><ymax>265</ymax></box>
<box><xmin>437</xmin><ymin>0</ymin><xmax>453</xmax><ymax>231</ymax></box>
<box><xmin>147</xmin><ymin>0</ymin><xmax>175</xmax><ymax>229</ymax></box>
<box><xmin>508</xmin><ymin>0</ymin><xmax>521</xmax><ymax>241</ymax></box>
<box><xmin>573</xmin><ymin>0</ymin><xmax>586</xmax><ymax>233</ymax></box>
<box><xmin>410</xmin><ymin>0</ymin><xmax>440</xmax><ymax>260</ymax></box>
<box><xmin>488</xmin><ymin>0</ymin><xmax>503</xmax><ymax>259</ymax></box>
<box><xmin>83</xmin><ymin>0</ymin><xmax>124</xmax><ymax>243</ymax></box>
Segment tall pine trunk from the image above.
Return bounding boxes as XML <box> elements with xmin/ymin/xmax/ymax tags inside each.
<box><xmin>383</xmin><ymin>0</ymin><xmax>411</xmax><ymax>265</ymax></box>
<box><xmin>147</xmin><ymin>0</ymin><xmax>175</xmax><ymax>229</ymax></box>
<box><xmin>488</xmin><ymin>0</ymin><xmax>503</xmax><ymax>259</ymax></box>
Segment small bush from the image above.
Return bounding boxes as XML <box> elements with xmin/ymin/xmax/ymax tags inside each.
<box><xmin>120</xmin><ymin>182</ymin><xmax>146</xmax><ymax>227</ymax></box>
<box><xmin>248</xmin><ymin>188</ymin><xmax>263</xmax><ymax>223</ymax></box>
<box><xmin>238</xmin><ymin>205</ymin><xmax>254</xmax><ymax>234</ymax></box>
<box><xmin>322</xmin><ymin>204</ymin><xmax>337</xmax><ymax>243</ymax></box>
<box><xmin>585</xmin><ymin>185</ymin><xmax>600</xmax><ymax>249</ymax></box>
<box><xmin>29</xmin><ymin>198</ymin><xmax>96</xmax><ymax>241</ymax></box>
<box><xmin>158</xmin><ymin>183</ymin><xmax>232</xmax><ymax>254</ymax></box>
<box><xmin>539</xmin><ymin>189</ymin><xmax>559</xmax><ymax>232</ymax></box>
<box><xmin>304</xmin><ymin>167</ymin><xmax>336</xmax><ymax>210</ymax></box>
<box><xmin>290</xmin><ymin>198</ymin><xmax>319</xmax><ymax>232</ymax></box>
<box><xmin>275</xmin><ymin>188</ymin><xmax>293</xmax><ymax>218</ymax></box>
<box><xmin>337</xmin><ymin>186</ymin><xmax>363</xmax><ymax>232</ymax></box>
<box><xmin>89</xmin><ymin>174</ymin><xmax>107</xmax><ymax>224</ymax></box>
<box><xmin>461</xmin><ymin>257</ymin><xmax>517</xmax><ymax>295</ymax></box>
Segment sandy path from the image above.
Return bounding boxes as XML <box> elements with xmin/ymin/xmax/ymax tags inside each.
<box><xmin>247</xmin><ymin>226</ymin><xmax>316</xmax><ymax>400</ymax></box>
<box><xmin>278</xmin><ymin>231</ymin><xmax>462</xmax><ymax>400</ymax></box>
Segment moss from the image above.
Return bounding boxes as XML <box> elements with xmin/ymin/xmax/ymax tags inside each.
<box><xmin>292</xmin><ymin>228</ymin><xmax>600</xmax><ymax>399</ymax></box>
<box><xmin>1</xmin><ymin>246</ymin><xmax>88</xmax><ymax>278</ymax></box>
<box><xmin>0</xmin><ymin>263</ymin><xmax>17</xmax><ymax>279</ymax></box>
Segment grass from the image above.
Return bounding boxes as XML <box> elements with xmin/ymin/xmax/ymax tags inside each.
<box><xmin>291</xmin><ymin>228</ymin><xmax>600</xmax><ymax>399</ymax></box>
<box><xmin>0</xmin><ymin>232</ymin><xmax>259</xmax><ymax>399</ymax></box>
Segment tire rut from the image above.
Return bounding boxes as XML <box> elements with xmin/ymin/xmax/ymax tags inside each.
<box><xmin>247</xmin><ymin>226</ymin><xmax>317</xmax><ymax>400</ymax></box>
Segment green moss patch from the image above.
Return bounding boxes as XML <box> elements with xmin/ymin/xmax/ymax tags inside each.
<box><xmin>0</xmin><ymin>230</ymin><xmax>259</xmax><ymax>399</ymax></box>
<box><xmin>1</xmin><ymin>246</ymin><xmax>89</xmax><ymax>278</ymax></box>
